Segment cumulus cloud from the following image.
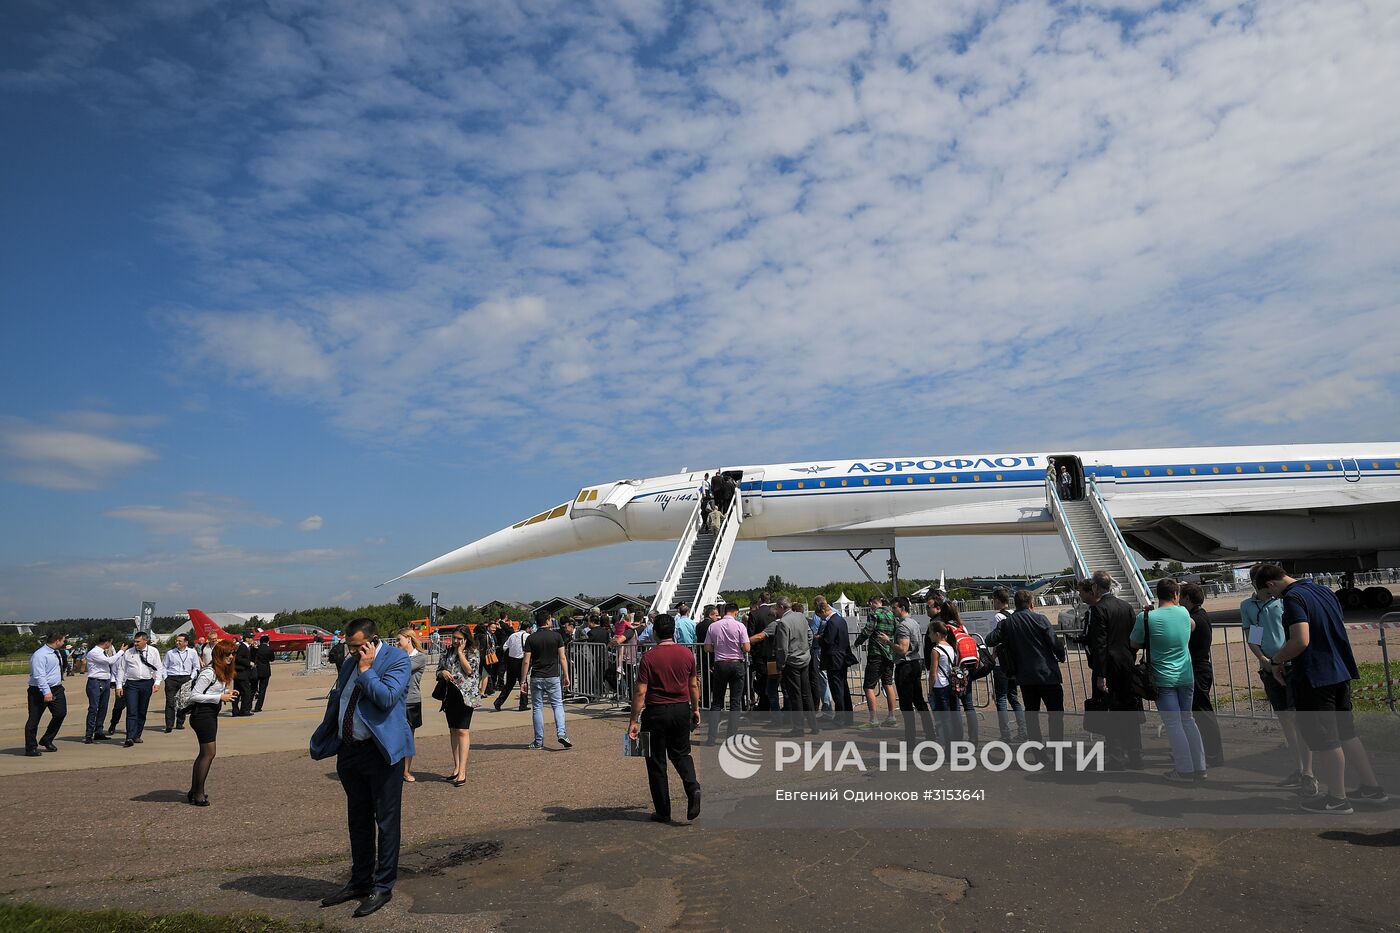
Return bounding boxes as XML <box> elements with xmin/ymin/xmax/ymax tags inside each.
<box><xmin>105</xmin><ymin>493</ymin><xmax>280</xmax><ymax>549</ymax></box>
<box><xmin>0</xmin><ymin>416</ymin><xmax>158</xmax><ymax>490</ymax></box>
<box><xmin>7</xmin><ymin>0</ymin><xmax>1400</xmax><ymax>468</ymax></box>
<box><xmin>298</xmin><ymin>514</ymin><xmax>324</xmax><ymax>531</ymax></box>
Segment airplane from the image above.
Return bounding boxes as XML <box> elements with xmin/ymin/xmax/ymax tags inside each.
<box><xmin>389</xmin><ymin>444</ymin><xmax>1400</xmax><ymax>609</ymax></box>
<box><xmin>188</xmin><ymin>609</ymin><xmax>328</xmax><ymax>653</ymax></box>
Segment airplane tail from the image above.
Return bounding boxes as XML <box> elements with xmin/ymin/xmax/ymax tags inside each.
<box><xmin>188</xmin><ymin>608</ymin><xmax>230</xmax><ymax>643</ymax></box>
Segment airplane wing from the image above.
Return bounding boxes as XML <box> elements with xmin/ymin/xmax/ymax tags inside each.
<box><xmin>1102</xmin><ymin>482</ymin><xmax>1400</xmax><ymax>519</ymax></box>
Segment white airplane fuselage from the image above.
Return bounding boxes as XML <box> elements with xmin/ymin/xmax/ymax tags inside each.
<box><xmin>396</xmin><ymin>443</ymin><xmax>1400</xmax><ymax>581</ymax></box>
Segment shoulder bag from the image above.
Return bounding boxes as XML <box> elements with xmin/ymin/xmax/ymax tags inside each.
<box><xmin>1130</xmin><ymin>603</ymin><xmax>1159</xmax><ymax>702</ymax></box>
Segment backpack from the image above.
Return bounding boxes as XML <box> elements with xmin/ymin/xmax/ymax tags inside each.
<box><xmin>967</xmin><ymin>633</ymin><xmax>995</xmax><ymax>681</ymax></box>
<box><xmin>177</xmin><ymin>667</ymin><xmax>217</xmax><ymax>711</ymax></box>
<box><xmin>949</xmin><ymin>624</ymin><xmax>980</xmax><ymax>669</ymax></box>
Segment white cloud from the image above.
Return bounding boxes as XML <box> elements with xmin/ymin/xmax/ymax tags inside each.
<box><xmin>105</xmin><ymin>493</ymin><xmax>280</xmax><ymax>549</ymax></box>
<box><xmin>8</xmin><ymin>0</ymin><xmax>1400</xmax><ymax>470</ymax></box>
<box><xmin>298</xmin><ymin>514</ymin><xmax>324</xmax><ymax>531</ymax></box>
<box><xmin>0</xmin><ymin>417</ymin><xmax>158</xmax><ymax>490</ymax></box>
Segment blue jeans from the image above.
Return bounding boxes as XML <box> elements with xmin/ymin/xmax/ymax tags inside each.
<box><xmin>930</xmin><ymin>686</ymin><xmax>960</xmax><ymax>742</ymax></box>
<box><xmin>1156</xmin><ymin>682</ymin><xmax>1206</xmax><ymax>774</ymax></box>
<box><xmin>124</xmin><ymin>679</ymin><xmax>154</xmax><ymax>741</ymax></box>
<box><xmin>86</xmin><ymin>678</ymin><xmax>111</xmax><ymax>738</ymax></box>
<box><xmin>956</xmin><ymin>684</ymin><xmax>979</xmax><ymax>743</ymax></box>
<box><xmin>530</xmin><ymin>676</ymin><xmax>566</xmax><ymax>744</ymax></box>
<box><xmin>993</xmin><ymin>668</ymin><xmax>1026</xmax><ymax>739</ymax></box>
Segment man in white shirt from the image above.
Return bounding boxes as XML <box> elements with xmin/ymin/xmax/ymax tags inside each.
<box><xmin>162</xmin><ymin>634</ymin><xmax>201</xmax><ymax>733</ymax></box>
<box><xmin>83</xmin><ymin>634</ymin><xmax>119</xmax><ymax>743</ymax></box>
<box><xmin>114</xmin><ymin>631</ymin><xmax>164</xmax><ymax>746</ymax></box>
<box><xmin>492</xmin><ymin>624</ymin><xmax>531</xmax><ymax>712</ymax></box>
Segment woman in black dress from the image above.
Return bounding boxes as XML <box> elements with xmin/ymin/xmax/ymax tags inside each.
<box><xmin>436</xmin><ymin>628</ymin><xmax>480</xmax><ymax>786</ymax></box>
<box><xmin>187</xmin><ymin>638</ymin><xmax>238</xmax><ymax>806</ymax></box>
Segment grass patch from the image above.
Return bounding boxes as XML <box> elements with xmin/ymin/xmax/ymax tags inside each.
<box><xmin>0</xmin><ymin>660</ymin><xmax>31</xmax><ymax>676</ymax></box>
<box><xmin>0</xmin><ymin>903</ymin><xmax>336</xmax><ymax>933</ymax></box>
<box><xmin>1354</xmin><ymin>662</ymin><xmax>1399</xmax><ymax>713</ymax></box>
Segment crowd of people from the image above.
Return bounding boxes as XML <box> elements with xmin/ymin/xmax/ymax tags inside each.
<box><xmin>23</xmin><ymin>627</ymin><xmax>290</xmax><ymax>806</ymax></box>
<box><xmin>19</xmin><ymin>562</ymin><xmax>1391</xmax><ymax>918</ymax></box>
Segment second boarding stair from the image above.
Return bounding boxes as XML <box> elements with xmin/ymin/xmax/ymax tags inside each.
<box><xmin>1047</xmin><ymin>472</ymin><xmax>1152</xmax><ymax>611</ymax></box>
<box><xmin>649</xmin><ymin>490</ymin><xmax>743</xmax><ymax>616</ymax></box>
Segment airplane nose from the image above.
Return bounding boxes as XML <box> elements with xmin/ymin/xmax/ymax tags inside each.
<box><xmin>387</xmin><ymin>504</ymin><xmax>631</xmax><ymax>581</ymax></box>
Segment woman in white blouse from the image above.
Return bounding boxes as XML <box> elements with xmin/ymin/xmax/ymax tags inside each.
<box><xmin>187</xmin><ymin>638</ymin><xmax>238</xmax><ymax>807</ymax></box>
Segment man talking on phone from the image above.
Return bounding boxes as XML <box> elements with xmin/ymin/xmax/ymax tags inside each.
<box><xmin>310</xmin><ymin>618</ymin><xmax>413</xmax><ymax>918</ymax></box>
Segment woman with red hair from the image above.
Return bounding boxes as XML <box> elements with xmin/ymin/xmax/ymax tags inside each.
<box><xmin>187</xmin><ymin>638</ymin><xmax>238</xmax><ymax>806</ymax></box>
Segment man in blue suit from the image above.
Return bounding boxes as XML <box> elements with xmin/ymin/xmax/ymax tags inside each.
<box><xmin>310</xmin><ymin>617</ymin><xmax>412</xmax><ymax>918</ymax></box>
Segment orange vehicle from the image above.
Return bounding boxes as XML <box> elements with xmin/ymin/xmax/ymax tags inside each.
<box><xmin>411</xmin><ymin>618</ymin><xmax>523</xmax><ymax>642</ymax></box>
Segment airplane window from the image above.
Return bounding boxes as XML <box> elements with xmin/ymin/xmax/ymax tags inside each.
<box><xmin>1120</xmin><ymin>470</ymin><xmax>1128</xmax><ymax>477</ymax></box>
<box><xmin>1189</xmin><ymin>468</ymin><xmax>1197</xmax><ymax>474</ymax></box>
<box><xmin>863</xmin><ymin>479</ymin><xmax>870</xmax><ymax>485</ymax></box>
<box><xmin>548</xmin><ymin>505</ymin><xmax>567</xmax><ymax>519</ymax></box>
<box><xmin>1235</xmin><ymin>466</ymin><xmax>1243</xmax><ymax>473</ymax></box>
<box><xmin>928</xmin><ymin>476</ymin><xmax>936</xmax><ymax>483</ymax></box>
<box><xmin>525</xmin><ymin>511</ymin><xmax>549</xmax><ymax>525</ymax></box>
<box><xmin>1143</xmin><ymin>469</ymin><xmax>1151</xmax><ymax>476</ymax></box>
<box><xmin>1327</xmin><ymin>463</ymin><xmax>1334</xmax><ymax>469</ymax></box>
<box><xmin>972</xmin><ymin>475</ymin><xmax>981</xmax><ymax>482</ymax></box>
<box><xmin>995</xmin><ymin>474</ymin><xmax>1003</xmax><ymax>480</ymax></box>
<box><xmin>1281</xmin><ymin>464</ymin><xmax>1289</xmax><ymax>471</ymax></box>
<box><xmin>884</xmin><ymin>478</ymin><xmax>892</xmax><ymax>485</ymax></box>
<box><xmin>775</xmin><ymin>483</ymin><xmax>783</xmax><ymax>490</ymax></box>
<box><xmin>907</xmin><ymin>477</ymin><xmax>915</xmax><ymax>484</ymax></box>
<box><xmin>1212</xmin><ymin>467</ymin><xmax>1220</xmax><ymax>473</ymax></box>
<box><xmin>841</xmin><ymin>480</ymin><xmax>848</xmax><ymax>487</ymax></box>
<box><xmin>576</xmin><ymin>490</ymin><xmax>589</xmax><ymax>503</ymax></box>
<box><xmin>818</xmin><ymin>481</ymin><xmax>826</xmax><ymax>487</ymax></box>
<box><xmin>1166</xmin><ymin>468</ymin><xmax>1174</xmax><ymax>475</ymax></box>
<box><xmin>950</xmin><ymin>475</ymin><xmax>958</xmax><ymax>483</ymax></box>
<box><xmin>1304</xmin><ymin>464</ymin><xmax>1312</xmax><ymax>471</ymax></box>
<box><xmin>1258</xmin><ymin>465</ymin><xmax>1266</xmax><ymax>472</ymax></box>
<box><xmin>797</xmin><ymin>482</ymin><xmax>804</xmax><ymax>488</ymax></box>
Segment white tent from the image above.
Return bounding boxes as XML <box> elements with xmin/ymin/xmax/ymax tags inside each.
<box><xmin>833</xmin><ymin>592</ymin><xmax>856</xmax><ymax>617</ymax></box>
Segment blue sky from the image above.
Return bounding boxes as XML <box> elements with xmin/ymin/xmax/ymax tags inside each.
<box><xmin>2</xmin><ymin>0</ymin><xmax>1398</xmax><ymax>619</ymax></box>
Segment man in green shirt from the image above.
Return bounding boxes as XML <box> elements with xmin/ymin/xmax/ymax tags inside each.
<box><xmin>853</xmin><ymin>597</ymin><xmax>897</xmax><ymax>729</ymax></box>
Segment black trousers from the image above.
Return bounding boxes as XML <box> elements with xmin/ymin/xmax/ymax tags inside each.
<box><xmin>780</xmin><ymin>663</ymin><xmax>818</xmax><ymax>732</ymax></box>
<box><xmin>642</xmin><ymin>703</ymin><xmax>700</xmax><ymax>820</ymax></box>
<box><xmin>1104</xmin><ymin>674</ymin><xmax>1143</xmax><ymax>764</ymax></box>
<box><xmin>1192</xmin><ymin>676</ymin><xmax>1223</xmax><ymax>763</ymax></box>
<box><xmin>1020</xmin><ymin>683</ymin><xmax>1065</xmax><ymax>745</ymax></box>
<box><xmin>235</xmin><ymin>675</ymin><xmax>257</xmax><ymax>714</ymax></box>
<box><xmin>26</xmin><ymin>685</ymin><xmax>66</xmax><ymax>750</ymax></box>
<box><xmin>894</xmin><ymin>660</ymin><xmax>937</xmax><ymax>746</ymax></box>
<box><xmin>164</xmin><ymin>675</ymin><xmax>191</xmax><ymax>729</ymax></box>
<box><xmin>494</xmin><ymin>657</ymin><xmax>525</xmax><ymax>709</ymax></box>
<box><xmin>254</xmin><ymin>675</ymin><xmax>271</xmax><ymax>712</ymax></box>
<box><xmin>825</xmin><ymin>668</ymin><xmax>854</xmax><ymax>724</ymax></box>
<box><xmin>336</xmin><ymin>741</ymin><xmax>404</xmax><ymax>893</ymax></box>
<box><xmin>707</xmin><ymin>660</ymin><xmax>746</xmax><ymax>741</ymax></box>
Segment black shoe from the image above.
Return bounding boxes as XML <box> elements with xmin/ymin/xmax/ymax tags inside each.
<box><xmin>1206</xmin><ymin>756</ymin><xmax>1225</xmax><ymax>769</ymax></box>
<box><xmin>93</xmin><ymin>733</ymin><xmax>110</xmax><ymax>741</ymax></box>
<box><xmin>165</xmin><ymin>727</ymin><xmax>173</xmax><ymax>733</ymax></box>
<box><xmin>84</xmin><ymin>737</ymin><xmax>93</xmax><ymax>744</ymax></box>
<box><xmin>176</xmin><ymin>724</ymin><xmax>185</xmax><ymax>730</ymax></box>
<box><xmin>353</xmin><ymin>891</ymin><xmax>392</xmax><ymax>917</ymax></box>
<box><xmin>25</xmin><ymin>749</ymin><xmax>41</xmax><ymax>757</ymax></box>
<box><xmin>687</xmin><ymin>787</ymin><xmax>702</xmax><ymax>821</ymax></box>
<box><xmin>1300</xmin><ymin>795</ymin><xmax>1354</xmax><ymax>815</ymax></box>
<box><xmin>650</xmin><ymin>813</ymin><xmax>672</xmax><ymax>824</ymax></box>
<box><xmin>41</xmin><ymin>743</ymin><xmax>58</xmax><ymax>753</ymax></box>
<box><xmin>557</xmin><ymin>735</ymin><xmax>572</xmax><ymax>749</ymax></box>
<box><xmin>320</xmin><ymin>885</ymin><xmax>372</xmax><ymax>908</ymax></box>
<box><xmin>124</xmin><ymin>740</ymin><xmax>135</xmax><ymax>747</ymax></box>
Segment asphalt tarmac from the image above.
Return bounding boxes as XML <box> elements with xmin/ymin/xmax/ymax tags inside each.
<box><xmin>1</xmin><ymin>669</ymin><xmax>1397</xmax><ymax>931</ymax></box>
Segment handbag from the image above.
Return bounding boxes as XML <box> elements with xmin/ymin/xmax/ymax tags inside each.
<box><xmin>431</xmin><ymin>673</ymin><xmax>447</xmax><ymax>701</ymax></box>
<box><xmin>1082</xmin><ymin>690</ymin><xmax>1110</xmax><ymax>735</ymax></box>
<box><xmin>1130</xmin><ymin>603</ymin><xmax>1159</xmax><ymax>703</ymax></box>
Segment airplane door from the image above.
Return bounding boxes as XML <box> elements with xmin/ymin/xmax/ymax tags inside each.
<box><xmin>738</xmin><ymin>470</ymin><xmax>764</xmax><ymax>517</ymax></box>
<box><xmin>1340</xmin><ymin>457</ymin><xmax>1362</xmax><ymax>483</ymax></box>
<box><xmin>570</xmin><ymin>480</ymin><xmax>641</xmax><ymax>516</ymax></box>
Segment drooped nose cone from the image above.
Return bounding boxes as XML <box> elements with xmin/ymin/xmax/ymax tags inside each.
<box><xmin>390</xmin><ymin>505</ymin><xmax>631</xmax><ymax>581</ymax></box>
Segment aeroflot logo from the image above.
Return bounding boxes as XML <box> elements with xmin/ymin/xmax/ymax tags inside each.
<box><xmin>848</xmin><ymin>456</ymin><xmax>1039</xmax><ymax>473</ymax></box>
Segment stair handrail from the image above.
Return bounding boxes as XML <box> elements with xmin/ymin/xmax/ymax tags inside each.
<box><xmin>688</xmin><ymin>491</ymin><xmax>744</xmax><ymax>613</ymax></box>
<box><xmin>1046</xmin><ymin>470</ymin><xmax>1090</xmax><ymax>579</ymax></box>
<box><xmin>649</xmin><ymin>494</ymin><xmax>707</xmax><ymax>615</ymax></box>
<box><xmin>1086</xmin><ymin>474</ymin><xmax>1153</xmax><ymax>607</ymax></box>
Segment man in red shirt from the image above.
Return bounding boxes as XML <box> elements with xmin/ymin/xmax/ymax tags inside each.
<box><xmin>628</xmin><ymin>614</ymin><xmax>702</xmax><ymax>823</ymax></box>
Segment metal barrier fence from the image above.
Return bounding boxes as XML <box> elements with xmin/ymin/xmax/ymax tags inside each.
<box><xmin>559</xmin><ymin>616</ymin><xmax>1398</xmax><ymax>719</ymax></box>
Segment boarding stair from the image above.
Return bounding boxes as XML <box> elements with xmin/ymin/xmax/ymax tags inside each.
<box><xmin>649</xmin><ymin>490</ymin><xmax>743</xmax><ymax>616</ymax></box>
<box><xmin>1047</xmin><ymin>472</ymin><xmax>1152</xmax><ymax>610</ymax></box>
